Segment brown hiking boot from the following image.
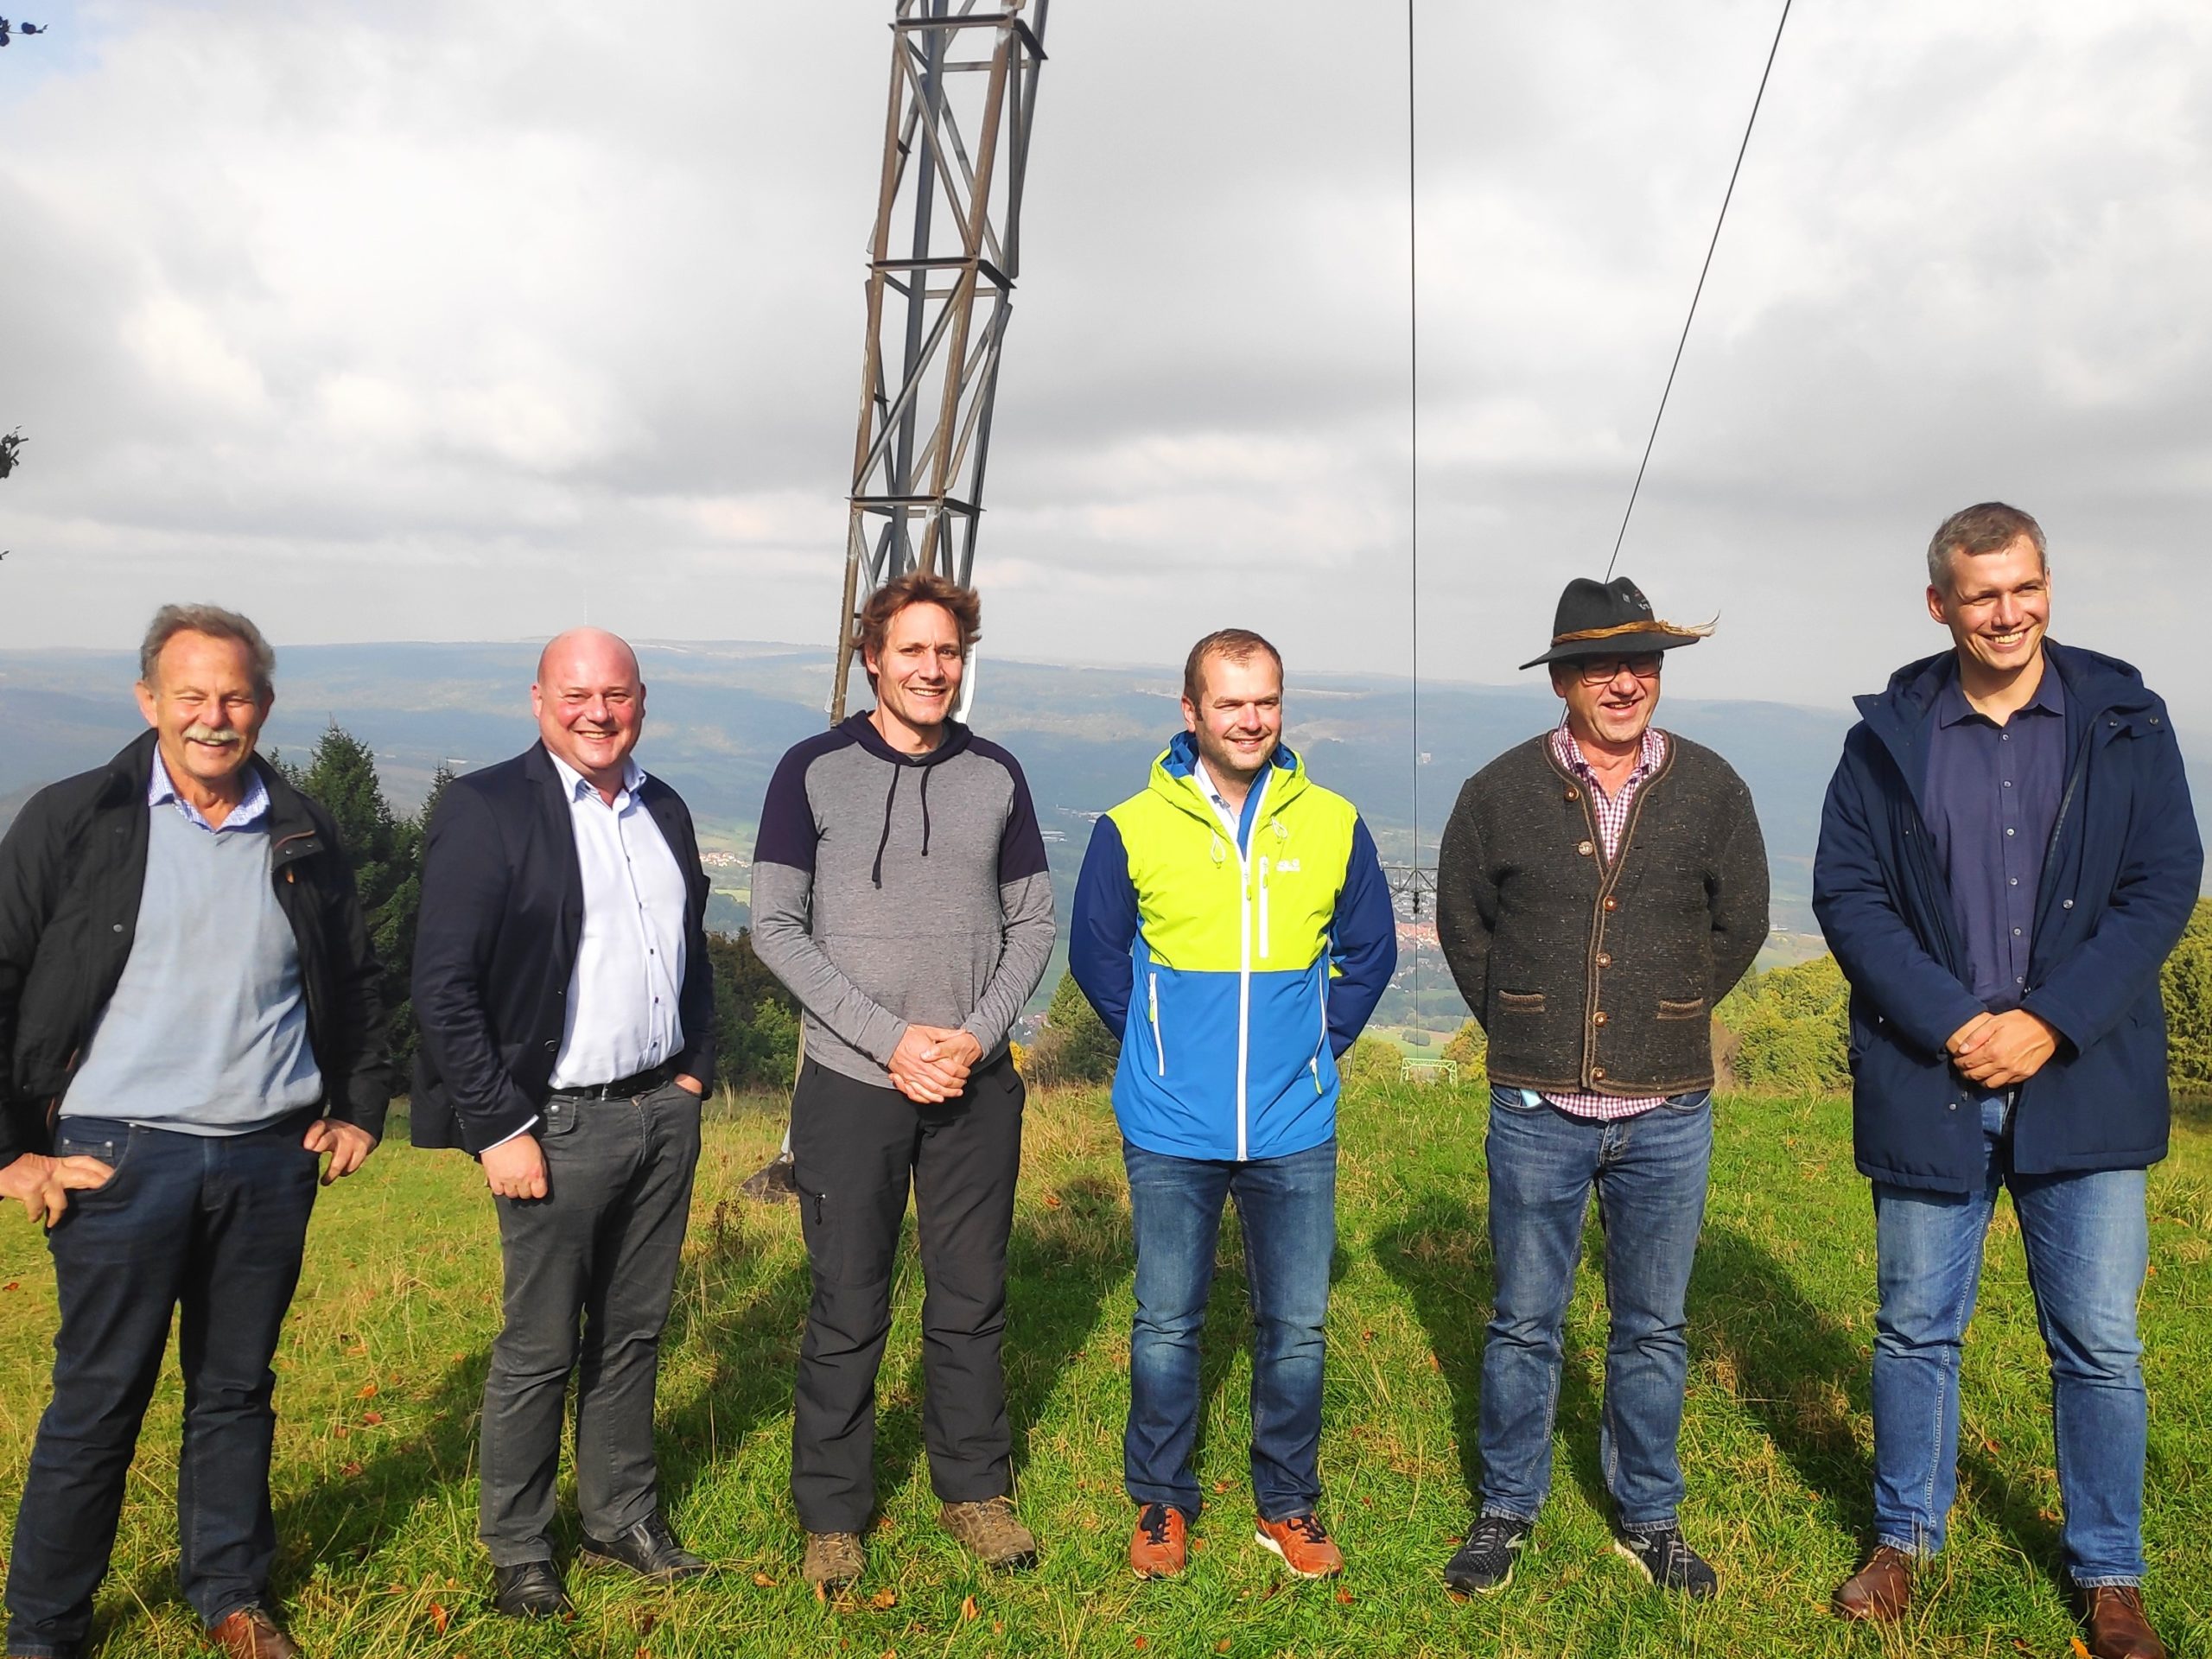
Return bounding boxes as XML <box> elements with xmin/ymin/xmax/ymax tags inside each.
<box><xmin>939</xmin><ymin>1496</ymin><xmax>1039</xmax><ymax>1570</ymax></box>
<box><xmin>1128</xmin><ymin>1502</ymin><xmax>1188</xmax><ymax>1580</ymax></box>
<box><xmin>2078</xmin><ymin>1586</ymin><xmax>2167</xmax><ymax>1659</ymax></box>
<box><xmin>1255</xmin><ymin>1512</ymin><xmax>1344</xmax><ymax>1580</ymax></box>
<box><xmin>207</xmin><ymin>1605</ymin><xmax>302</xmax><ymax>1659</ymax></box>
<box><xmin>1831</xmin><ymin>1546</ymin><xmax>1914</xmax><ymax>1622</ymax></box>
<box><xmin>802</xmin><ymin>1530</ymin><xmax>866</xmax><ymax>1592</ymax></box>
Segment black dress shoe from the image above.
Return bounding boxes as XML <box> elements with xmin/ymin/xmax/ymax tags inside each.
<box><xmin>581</xmin><ymin>1512</ymin><xmax>709</xmax><ymax>1581</ymax></box>
<box><xmin>492</xmin><ymin>1559</ymin><xmax>574</xmax><ymax>1618</ymax></box>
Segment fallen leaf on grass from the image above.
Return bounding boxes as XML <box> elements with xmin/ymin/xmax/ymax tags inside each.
<box><xmin>992</xmin><ymin>1620</ymin><xmax>1004</xmax><ymax>1634</ymax></box>
<box><xmin>1427</xmin><ymin>1353</ymin><xmax>1440</xmax><ymax>1371</ymax></box>
<box><xmin>814</xmin><ymin>1582</ymin><xmax>828</xmax><ymax>1605</ymax></box>
<box><xmin>361</xmin><ymin>1412</ymin><xmax>384</xmax><ymax>1427</ymax></box>
<box><xmin>1212</xmin><ymin>1478</ymin><xmax>1232</xmax><ymax>1494</ymax></box>
<box><xmin>868</xmin><ymin>1586</ymin><xmax>898</xmax><ymax>1611</ymax></box>
<box><xmin>960</xmin><ymin>1595</ymin><xmax>977</xmax><ymax>1620</ymax></box>
<box><xmin>3</xmin><ymin>1281</ymin><xmax>18</xmax><ymax>1292</ymax></box>
<box><xmin>429</xmin><ymin>1602</ymin><xmax>449</xmax><ymax>1634</ymax></box>
<box><xmin>1133</xmin><ymin>1640</ymin><xmax>1147</xmax><ymax>1650</ymax></box>
<box><xmin>1216</xmin><ymin>1643</ymin><xmax>1232</xmax><ymax>1654</ymax></box>
<box><xmin>358</xmin><ymin>1382</ymin><xmax>378</xmax><ymax>1399</ymax></box>
<box><xmin>2070</xmin><ymin>1643</ymin><xmax>2092</xmax><ymax>1659</ymax></box>
<box><xmin>340</xmin><ymin>1461</ymin><xmax>364</xmax><ymax>1478</ymax></box>
<box><xmin>753</xmin><ymin>1571</ymin><xmax>776</xmax><ymax>1587</ymax></box>
<box><xmin>1335</xmin><ymin>1588</ymin><xmax>1355</xmax><ymax>1605</ymax></box>
<box><xmin>1044</xmin><ymin>1192</ymin><xmax>1064</xmax><ymax>1209</ymax></box>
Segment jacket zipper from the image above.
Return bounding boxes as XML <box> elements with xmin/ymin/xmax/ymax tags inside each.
<box><xmin>1236</xmin><ymin>859</ymin><xmax>1251</xmax><ymax>1160</ymax></box>
<box><xmin>1148</xmin><ymin>971</ymin><xmax>1166</xmax><ymax>1077</ymax></box>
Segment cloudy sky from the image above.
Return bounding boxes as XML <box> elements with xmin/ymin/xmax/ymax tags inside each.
<box><xmin>3</xmin><ymin>1</ymin><xmax>2209</xmax><ymax>734</ymax></box>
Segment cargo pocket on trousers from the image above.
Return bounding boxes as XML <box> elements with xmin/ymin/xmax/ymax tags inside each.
<box><xmin>795</xmin><ymin>1179</ymin><xmax>861</xmax><ymax>1286</ymax></box>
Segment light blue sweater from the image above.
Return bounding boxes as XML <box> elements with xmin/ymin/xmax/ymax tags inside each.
<box><xmin>64</xmin><ymin>804</ymin><xmax>323</xmax><ymax>1134</ymax></box>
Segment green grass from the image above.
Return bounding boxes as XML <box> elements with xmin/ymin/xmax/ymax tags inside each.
<box><xmin>2</xmin><ymin>1087</ymin><xmax>2208</xmax><ymax>1658</ymax></box>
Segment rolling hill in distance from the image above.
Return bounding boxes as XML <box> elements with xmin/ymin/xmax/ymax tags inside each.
<box><xmin>5</xmin><ymin>640</ymin><xmax>2207</xmax><ymax>1027</ymax></box>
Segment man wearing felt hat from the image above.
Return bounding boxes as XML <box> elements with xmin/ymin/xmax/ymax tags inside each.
<box><xmin>1433</xmin><ymin>575</ymin><xmax>1770</xmax><ymax>1601</ymax></box>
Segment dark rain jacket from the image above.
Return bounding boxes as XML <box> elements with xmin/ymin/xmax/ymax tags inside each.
<box><xmin>0</xmin><ymin>730</ymin><xmax>394</xmax><ymax>1166</ymax></box>
<box><xmin>1813</xmin><ymin>641</ymin><xmax>2202</xmax><ymax>1193</ymax></box>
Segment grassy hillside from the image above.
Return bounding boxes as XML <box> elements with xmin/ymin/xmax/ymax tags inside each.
<box><xmin>1</xmin><ymin>1084</ymin><xmax>2205</xmax><ymax>1658</ymax></box>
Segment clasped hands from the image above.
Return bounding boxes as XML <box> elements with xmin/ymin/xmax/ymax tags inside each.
<box><xmin>889</xmin><ymin>1025</ymin><xmax>983</xmax><ymax>1105</ymax></box>
<box><xmin>1946</xmin><ymin>1008</ymin><xmax>2060</xmax><ymax>1090</ymax></box>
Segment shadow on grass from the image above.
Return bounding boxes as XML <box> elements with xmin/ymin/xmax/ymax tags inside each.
<box><xmin>151</xmin><ymin>1190</ymin><xmax>811</xmax><ymax>1637</ymax></box>
<box><xmin>1691</xmin><ymin>1223</ymin><xmax>2064</xmax><ymax>1579</ymax></box>
<box><xmin>1372</xmin><ymin>1192</ymin><xmax>1605</xmax><ymax>1519</ymax></box>
<box><xmin>1375</xmin><ymin>1192</ymin><xmax>2065</xmax><ymax>1576</ymax></box>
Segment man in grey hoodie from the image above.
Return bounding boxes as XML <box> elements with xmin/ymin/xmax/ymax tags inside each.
<box><xmin>751</xmin><ymin>571</ymin><xmax>1056</xmax><ymax>1592</ymax></box>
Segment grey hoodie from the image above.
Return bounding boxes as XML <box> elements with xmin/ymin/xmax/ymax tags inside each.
<box><xmin>750</xmin><ymin>714</ymin><xmax>1056</xmax><ymax>1088</ymax></box>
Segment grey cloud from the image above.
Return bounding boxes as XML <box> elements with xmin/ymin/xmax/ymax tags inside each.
<box><xmin>2</xmin><ymin>0</ymin><xmax>2208</xmax><ymax>738</ymax></box>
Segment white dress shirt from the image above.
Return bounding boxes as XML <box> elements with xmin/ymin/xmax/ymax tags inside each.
<box><xmin>545</xmin><ymin>753</ymin><xmax>691</xmax><ymax>1089</ymax></box>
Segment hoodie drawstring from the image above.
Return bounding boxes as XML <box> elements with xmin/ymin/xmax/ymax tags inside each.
<box><xmin>918</xmin><ymin>764</ymin><xmax>933</xmax><ymax>859</ymax></box>
<box><xmin>870</xmin><ymin>765</ymin><xmax>902</xmax><ymax>889</ymax></box>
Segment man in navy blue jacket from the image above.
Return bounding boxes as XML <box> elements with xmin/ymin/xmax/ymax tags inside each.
<box><xmin>1814</xmin><ymin>504</ymin><xmax>2200</xmax><ymax>1659</ymax></box>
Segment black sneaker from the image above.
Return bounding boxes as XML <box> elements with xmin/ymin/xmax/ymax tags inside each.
<box><xmin>1613</xmin><ymin>1526</ymin><xmax>1719</xmax><ymax>1599</ymax></box>
<box><xmin>1443</xmin><ymin>1515</ymin><xmax>1533</xmax><ymax>1594</ymax></box>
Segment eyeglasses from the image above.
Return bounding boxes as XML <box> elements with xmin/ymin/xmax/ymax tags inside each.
<box><xmin>1573</xmin><ymin>654</ymin><xmax>1663</xmax><ymax>686</ymax></box>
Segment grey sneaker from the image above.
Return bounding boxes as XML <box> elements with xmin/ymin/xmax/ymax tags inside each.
<box><xmin>802</xmin><ymin>1529</ymin><xmax>865</xmax><ymax>1592</ymax></box>
<box><xmin>1444</xmin><ymin>1515</ymin><xmax>1533</xmax><ymax>1594</ymax></box>
<box><xmin>1614</xmin><ymin>1526</ymin><xmax>1719</xmax><ymax>1599</ymax></box>
<box><xmin>938</xmin><ymin>1496</ymin><xmax>1039</xmax><ymax>1570</ymax></box>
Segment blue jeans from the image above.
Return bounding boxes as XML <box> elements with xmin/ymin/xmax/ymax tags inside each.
<box><xmin>4</xmin><ymin>1116</ymin><xmax>321</xmax><ymax>1656</ymax></box>
<box><xmin>1871</xmin><ymin>1094</ymin><xmax>2148</xmax><ymax>1586</ymax></box>
<box><xmin>1478</xmin><ymin>1087</ymin><xmax>1712</xmax><ymax>1532</ymax></box>
<box><xmin>1122</xmin><ymin>1136</ymin><xmax>1335</xmax><ymax>1522</ymax></box>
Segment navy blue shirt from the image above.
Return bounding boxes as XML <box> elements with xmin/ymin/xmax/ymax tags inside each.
<box><xmin>1923</xmin><ymin>657</ymin><xmax>2068</xmax><ymax>1009</ymax></box>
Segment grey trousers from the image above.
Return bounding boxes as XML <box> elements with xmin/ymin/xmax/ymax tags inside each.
<box><xmin>478</xmin><ymin>1079</ymin><xmax>702</xmax><ymax>1565</ymax></box>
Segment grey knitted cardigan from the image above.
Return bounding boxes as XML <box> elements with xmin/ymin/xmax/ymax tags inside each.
<box><xmin>1435</xmin><ymin>731</ymin><xmax>1770</xmax><ymax>1097</ymax></box>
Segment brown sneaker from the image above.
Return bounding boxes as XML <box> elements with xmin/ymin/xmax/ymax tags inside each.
<box><xmin>803</xmin><ymin>1529</ymin><xmax>866</xmax><ymax>1592</ymax></box>
<box><xmin>1831</xmin><ymin>1546</ymin><xmax>1914</xmax><ymax>1622</ymax></box>
<box><xmin>1128</xmin><ymin>1502</ymin><xmax>1188</xmax><ymax>1580</ymax></box>
<box><xmin>938</xmin><ymin>1496</ymin><xmax>1039</xmax><ymax>1570</ymax></box>
<box><xmin>2078</xmin><ymin>1586</ymin><xmax>2167</xmax><ymax>1659</ymax></box>
<box><xmin>207</xmin><ymin>1605</ymin><xmax>302</xmax><ymax>1659</ymax></box>
<box><xmin>1255</xmin><ymin>1512</ymin><xmax>1344</xmax><ymax>1580</ymax></box>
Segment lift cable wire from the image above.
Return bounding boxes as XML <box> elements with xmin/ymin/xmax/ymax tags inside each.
<box><xmin>1604</xmin><ymin>0</ymin><xmax>1794</xmax><ymax>580</ymax></box>
<box><xmin>1407</xmin><ymin>0</ymin><xmax>1421</xmax><ymax>1006</ymax></box>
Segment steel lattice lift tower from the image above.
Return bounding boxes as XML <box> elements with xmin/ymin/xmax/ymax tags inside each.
<box><xmin>745</xmin><ymin>0</ymin><xmax>1050</xmax><ymax>1200</ymax></box>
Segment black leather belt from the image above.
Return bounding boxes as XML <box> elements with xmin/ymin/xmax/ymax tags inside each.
<box><xmin>550</xmin><ymin>1059</ymin><xmax>680</xmax><ymax>1102</ymax></box>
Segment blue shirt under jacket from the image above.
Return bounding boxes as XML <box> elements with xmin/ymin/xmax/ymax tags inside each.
<box><xmin>1813</xmin><ymin>641</ymin><xmax>2202</xmax><ymax>1194</ymax></box>
<box><xmin>1924</xmin><ymin>662</ymin><xmax>2066</xmax><ymax>1009</ymax></box>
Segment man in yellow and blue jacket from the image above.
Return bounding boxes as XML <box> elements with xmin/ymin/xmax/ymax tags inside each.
<box><xmin>1071</xmin><ymin>629</ymin><xmax>1395</xmax><ymax>1581</ymax></box>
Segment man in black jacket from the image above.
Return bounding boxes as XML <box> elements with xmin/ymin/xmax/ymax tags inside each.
<box><xmin>1434</xmin><ymin>577</ymin><xmax>1768</xmax><ymax>1602</ymax></box>
<box><xmin>412</xmin><ymin>627</ymin><xmax>715</xmax><ymax>1618</ymax></box>
<box><xmin>0</xmin><ymin>605</ymin><xmax>390</xmax><ymax>1659</ymax></box>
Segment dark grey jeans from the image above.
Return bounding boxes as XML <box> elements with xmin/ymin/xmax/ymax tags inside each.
<box><xmin>478</xmin><ymin>1079</ymin><xmax>701</xmax><ymax>1565</ymax></box>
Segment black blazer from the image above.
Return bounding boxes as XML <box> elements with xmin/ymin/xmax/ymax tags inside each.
<box><xmin>410</xmin><ymin>742</ymin><xmax>715</xmax><ymax>1154</ymax></box>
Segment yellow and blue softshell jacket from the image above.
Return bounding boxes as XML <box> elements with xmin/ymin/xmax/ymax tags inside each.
<box><xmin>1071</xmin><ymin>734</ymin><xmax>1397</xmax><ymax>1161</ymax></box>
